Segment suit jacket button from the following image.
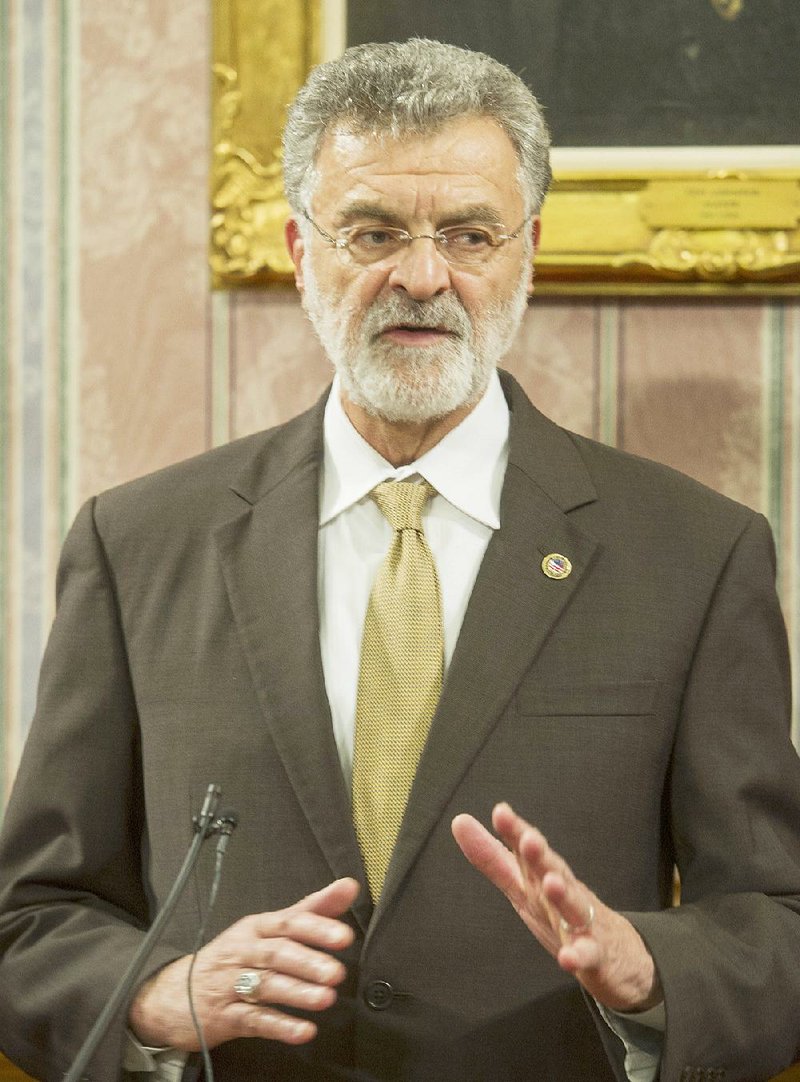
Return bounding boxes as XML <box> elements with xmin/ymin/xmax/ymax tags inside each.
<box><xmin>365</xmin><ymin>979</ymin><xmax>394</xmax><ymax>1010</ymax></box>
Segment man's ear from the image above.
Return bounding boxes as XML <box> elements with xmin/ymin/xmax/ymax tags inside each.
<box><xmin>285</xmin><ymin>217</ymin><xmax>305</xmax><ymax>291</ymax></box>
<box><xmin>528</xmin><ymin>216</ymin><xmax>542</xmax><ymax>295</ymax></box>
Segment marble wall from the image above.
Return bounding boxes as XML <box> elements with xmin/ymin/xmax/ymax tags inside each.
<box><xmin>2</xmin><ymin>0</ymin><xmax>799</xmax><ymax>807</ymax></box>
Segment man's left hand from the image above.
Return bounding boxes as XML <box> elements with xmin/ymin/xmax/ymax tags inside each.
<box><xmin>452</xmin><ymin>803</ymin><xmax>663</xmax><ymax>1014</ymax></box>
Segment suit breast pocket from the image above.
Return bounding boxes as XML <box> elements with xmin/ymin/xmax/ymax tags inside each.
<box><xmin>515</xmin><ymin>681</ymin><xmax>658</xmax><ymax>718</ymax></box>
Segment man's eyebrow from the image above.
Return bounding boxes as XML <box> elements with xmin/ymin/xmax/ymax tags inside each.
<box><xmin>334</xmin><ymin>203</ymin><xmax>406</xmax><ymax>227</ymax></box>
<box><xmin>437</xmin><ymin>204</ymin><xmax>506</xmax><ymax>227</ymax></box>
<box><xmin>333</xmin><ymin>202</ymin><xmax>507</xmax><ymax>228</ymax></box>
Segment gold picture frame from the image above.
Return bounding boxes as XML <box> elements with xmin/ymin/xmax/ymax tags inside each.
<box><xmin>210</xmin><ymin>0</ymin><xmax>800</xmax><ymax>296</ymax></box>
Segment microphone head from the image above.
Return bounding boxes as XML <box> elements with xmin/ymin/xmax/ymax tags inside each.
<box><xmin>215</xmin><ymin>809</ymin><xmax>239</xmax><ymax>835</ymax></box>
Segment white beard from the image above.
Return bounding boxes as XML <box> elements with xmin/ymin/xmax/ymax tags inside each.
<box><xmin>301</xmin><ymin>260</ymin><xmax>530</xmax><ymax>424</ymax></box>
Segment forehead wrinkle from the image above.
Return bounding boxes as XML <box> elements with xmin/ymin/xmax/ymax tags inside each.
<box><xmin>311</xmin><ymin>116</ymin><xmax>526</xmax><ymax>224</ymax></box>
<box><xmin>324</xmin><ymin>132</ymin><xmax>516</xmax><ymax>187</ymax></box>
<box><xmin>344</xmin><ymin>161</ymin><xmax>511</xmax><ymax>195</ymax></box>
<box><xmin>339</xmin><ymin>170</ymin><xmax>510</xmax><ymax>208</ymax></box>
<box><xmin>351</xmin><ymin>164</ymin><xmax>501</xmax><ymax>177</ymax></box>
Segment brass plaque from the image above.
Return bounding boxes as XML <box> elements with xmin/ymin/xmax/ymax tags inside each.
<box><xmin>537</xmin><ymin>171</ymin><xmax>800</xmax><ymax>293</ymax></box>
<box><xmin>640</xmin><ymin>180</ymin><xmax>800</xmax><ymax>230</ymax></box>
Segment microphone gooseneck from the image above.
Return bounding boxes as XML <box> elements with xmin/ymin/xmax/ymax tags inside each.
<box><xmin>189</xmin><ymin>807</ymin><xmax>240</xmax><ymax>1082</ymax></box>
<box><xmin>63</xmin><ymin>784</ymin><xmax>232</xmax><ymax>1082</ymax></box>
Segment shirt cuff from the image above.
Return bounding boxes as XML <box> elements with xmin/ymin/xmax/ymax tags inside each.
<box><xmin>123</xmin><ymin>1030</ymin><xmax>188</xmax><ymax>1080</ymax></box>
<box><xmin>596</xmin><ymin>1001</ymin><xmax>665</xmax><ymax>1082</ymax></box>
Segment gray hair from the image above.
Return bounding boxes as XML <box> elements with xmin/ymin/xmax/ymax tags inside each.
<box><xmin>282</xmin><ymin>38</ymin><xmax>551</xmax><ymax>218</ymax></box>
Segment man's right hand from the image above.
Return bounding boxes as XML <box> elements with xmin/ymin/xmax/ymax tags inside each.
<box><xmin>128</xmin><ymin>877</ymin><xmax>360</xmax><ymax>1050</ymax></box>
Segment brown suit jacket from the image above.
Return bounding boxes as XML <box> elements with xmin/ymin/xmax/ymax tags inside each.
<box><xmin>1</xmin><ymin>372</ymin><xmax>800</xmax><ymax>1082</ymax></box>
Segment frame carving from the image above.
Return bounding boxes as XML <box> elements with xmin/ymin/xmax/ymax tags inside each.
<box><xmin>210</xmin><ymin>0</ymin><xmax>800</xmax><ymax>296</ymax></box>
<box><xmin>211</xmin><ymin>0</ymin><xmax>320</xmax><ymax>286</ymax></box>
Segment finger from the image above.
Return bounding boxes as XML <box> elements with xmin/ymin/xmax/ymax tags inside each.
<box><xmin>451</xmin><ymin>814</ymin><xmax>525</xmax><ymax>903</ymax></box>
<box><xmin>490</xmin><ymin>805</ymin><xmax>554</xmax><ymax>912</ymax></box>
<box><xmin>245</xmin><ymin>939</ymin><xmax>348</xmax><ymax>986</ymax></box>
<box><xmin>492</xmin><ymin>804</ymin><xmax>547</xmax><ymax>863</ymax></box>
<box><xmin>492</xmin><ymin>804</ymin><xmax>575</xmax><ymax>888</ymax></box>
<box><xmin>292</xmin><ymin>877</ymin><xmax>360</xmax><ymax>918</ymax></box>
<box><xmin>557</xmin><ymin>935</ymin><xmax>604</xmax><ymax>976</ymax></box>
<box><xmin>227</xmin><ymin>1002</ymin><xmax>319</xmax><ymax>1045</ymax></box>
<box><xmin>239</xmin><ymin>969</ymin><xmax>340</xmax><ymax>1012</ymax></box>
<box><xmin>491</xmin><ymin>805</ymin><xmax>593</xmax><ymax>944</ymax></box>
<box><xmin>541</xmin><ymin>870</ymin><xmax>597</xmax><ymax>941</ymax></box>
<box><xmin>249</xmin><ymin>907</ymin><xmax>355</xmax><ymax>952</ymax></box>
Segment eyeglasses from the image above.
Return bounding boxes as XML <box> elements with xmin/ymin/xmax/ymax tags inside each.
<box><xmin>302</xmin><ymin>209</ymin><xmax>533</xmax><ymax>267</ymax></box>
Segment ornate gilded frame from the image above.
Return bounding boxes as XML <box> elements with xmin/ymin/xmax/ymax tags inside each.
<box><xmin>210</xmin><ymin>0</ymin><xmax>800</xmax><ymax>296</ymax></box>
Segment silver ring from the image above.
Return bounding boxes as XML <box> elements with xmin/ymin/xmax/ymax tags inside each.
<box><xmin>233</xmin><ymin>969</ymin><xmax>262</xmax><ymax>1003</ymax></box>
<box><xmin>559</xmin><ymin>903</ymin><xmax>595</xmax><ymax>937</ymax></box>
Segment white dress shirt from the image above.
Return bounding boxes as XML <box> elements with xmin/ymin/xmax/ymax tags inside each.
<box><xmin>318</xmin><ymin>370</ymin><xmax>509</xmax><ymax>785</ymax></box>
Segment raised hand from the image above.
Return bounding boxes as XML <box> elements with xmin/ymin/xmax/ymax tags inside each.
<box><xmin>452</xmin><ymin>804</ymin><xmax>661</xmax><ymax>1013</ymax></box>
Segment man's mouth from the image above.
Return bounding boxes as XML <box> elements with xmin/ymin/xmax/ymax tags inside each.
<box><xmin>379</xmin><ymin>324</ymin><xmax>457</xmax><ymax>345</ymax></box>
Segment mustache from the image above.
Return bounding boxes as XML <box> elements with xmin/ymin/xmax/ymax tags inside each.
<box><xmin>361</xmin><ymin>294</ymin><xmax>472</xmax><ymax>340</ymax></box>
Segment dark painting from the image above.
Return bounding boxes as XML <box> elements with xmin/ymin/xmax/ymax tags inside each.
<box><xmin>347</xmin><ymin>0</ymin><xmax>800</xmax><ymax>146</ymax></box>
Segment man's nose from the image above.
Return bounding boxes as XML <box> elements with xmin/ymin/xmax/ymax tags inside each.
<box><xmin>386</xmin><ymin>236</ymin><xmax>452</xmax><ymax>301</ymax></box>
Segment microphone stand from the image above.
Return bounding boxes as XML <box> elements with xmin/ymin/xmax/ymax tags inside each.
<box><xmin>64</xmin><ymin>783</ymin><xmax>223</xmax><ymax>1082</ymax></box>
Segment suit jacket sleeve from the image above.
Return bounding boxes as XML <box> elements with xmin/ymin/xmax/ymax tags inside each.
<box><xmin>0</xmin><ymin>498</ymin><xmax>186</xmax><ymax>1082</ymax></box>
<box><xmin>627</xmin><ymin>512</ymin><xmax>800</xmax><ymax>1080</ymax></box>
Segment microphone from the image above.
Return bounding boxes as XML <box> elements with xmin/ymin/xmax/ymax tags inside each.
<box><xmin>63</xmin><ymin>784</ymin><xmax>232</xmax><ymax>1082</ymax></box>
<box><xmin>192</xmin><ymin>784</ymin><xmax>222</xmax><ymax>836</ymax></box>
<box><xmin>187</xmin><ymin>807</ymin><xmax>240</xmax><ymax>1082</ymax></box>
<box><xmin>212</xmin><ymin>809</ymin><xmax>239</xmax><ymax>857</ymax></box>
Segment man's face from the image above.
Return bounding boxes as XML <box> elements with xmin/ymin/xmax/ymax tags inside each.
<box><xmin>287</xmin><ymin>115</ymin><xmax>539</xmax><ymax>424</ymax></box>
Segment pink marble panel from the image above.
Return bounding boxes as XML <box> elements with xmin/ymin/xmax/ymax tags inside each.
<box><xmin>77</xmin><ymin>0</ymin><xmax>210</xmax><ymax>501</ymax></box>
<box><xmin>231</xmin><ymin>291</ymin><xmax>333</xmax><ymax>438</ymax></box>
<box><xmin>504</xmin><ymin>301</ymin><xmax>598</xmax><ymax>438</ymax></box>
<box><xmin>619</xmin><ymin>302</ymin><xmax>765</xmax><ymax>511</ymax></box>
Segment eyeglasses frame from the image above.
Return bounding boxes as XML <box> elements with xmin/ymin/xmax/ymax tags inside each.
<box><xmin>300</xmin><ymin>208</ymin><xmax>535</xmax><ymax>266</ymax></box>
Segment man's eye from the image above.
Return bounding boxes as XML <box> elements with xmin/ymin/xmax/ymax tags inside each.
<box><xmin>443</xmin><ymin>228</ymin><xmax>494</xmax><ymax>250</ymax></box>
<box><xmin>352</xmin><ymin>229</ymin><xmax>397</xmax><ymax>249</ymax></box>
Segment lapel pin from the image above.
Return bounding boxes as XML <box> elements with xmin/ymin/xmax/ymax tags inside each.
<box><xmin>541</xmin><ymin>553</ymin><xmax>572</xmax><ymax>580</ymax></box>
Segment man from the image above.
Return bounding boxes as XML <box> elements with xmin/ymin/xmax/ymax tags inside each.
<box><xmin>1</xmin><ymin>38</ymin><xmax>799</xmax><ymax>1082</ymax></box>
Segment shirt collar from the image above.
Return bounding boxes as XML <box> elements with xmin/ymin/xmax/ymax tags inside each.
<box><xmin>320</xmin><ymin>370</ymin><xmax>509</xmax><ymax>529</ymax></box>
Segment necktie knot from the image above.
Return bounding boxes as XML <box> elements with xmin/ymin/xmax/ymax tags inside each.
<box><xmin>372</xmin><ymin>480</ymin><xmax>435</xmax><ymax>532</ymax></box>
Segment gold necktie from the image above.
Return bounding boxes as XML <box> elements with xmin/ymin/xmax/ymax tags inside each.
<box><xmin>352</xmin><ymin>480</ymin><xmax>443</xmax><ymax>900</ymax></box>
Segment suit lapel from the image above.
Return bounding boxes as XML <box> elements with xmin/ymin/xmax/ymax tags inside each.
<box><xmin>214</xmin><ymin>397</ymin><xmax>371</xmax><ymax>929</ymax></box>
<box><xmin>373</xmin><ymin>376</ymin><xmax>599</xmax><ymax>923</ymax></box>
